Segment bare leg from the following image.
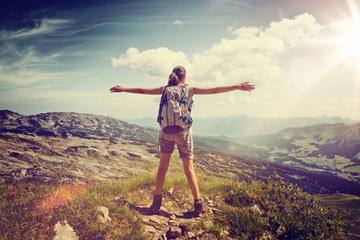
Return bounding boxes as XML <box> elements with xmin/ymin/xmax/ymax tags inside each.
<box><xmin>182</xmin><ymin>158</ymin><xmax>200</xmax><ymax>200</ymax></box>
<box><xmin>155</xmin><ymin>152</ymin><xmax>171</xmax><ymax>195</ymax></box>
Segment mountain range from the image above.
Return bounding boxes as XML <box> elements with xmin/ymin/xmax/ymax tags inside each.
<box><xmin>124</xmin><ymin>115</ymin><xmax>358</xmax><ymax>137</ymax></box>
<box><xmin>234</xmin><ymin>123</ymin><xmax>360</xmax><ymax>182</ymax></box>
<box><xmin>1</xmin><ymin>110</ymin><xmax>359</xmax><ymax>197</ymax></box>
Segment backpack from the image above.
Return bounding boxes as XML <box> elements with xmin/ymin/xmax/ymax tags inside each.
<box><xmin>157</xmin><ymin>84</ymin><xmax>193</xmax><ymax>133</ymax></box>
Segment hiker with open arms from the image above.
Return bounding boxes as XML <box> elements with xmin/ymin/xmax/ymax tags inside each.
<box><xmin>110</xmin><ymin>65</ymin><xmax>255</xmax><ymax>214</ymax></box>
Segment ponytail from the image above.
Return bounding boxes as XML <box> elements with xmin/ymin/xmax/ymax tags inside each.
<box><xmin>168</xmin><ymin>65</ymin><xmax>186</xmax><ymax>86</ymax></box>
<box><xmin>168</xmin><ymin>73</ymin><xmax>179</xmax><ymax>86</ymax></box>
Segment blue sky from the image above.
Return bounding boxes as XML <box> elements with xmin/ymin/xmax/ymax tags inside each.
<box><xmin>1</xmin><ymin>0</ymin><xmax>359</xmax><ymax>120</ymax></box>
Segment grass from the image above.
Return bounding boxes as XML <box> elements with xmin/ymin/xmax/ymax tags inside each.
<box><xmin>1</xmin><ymin>175</ymin><xmax>347</xmax><ymax>240</ymax></box>
<box><xmin>201</xmin><ymin>178</ymin><xmax>346</xmax><ymax>240</ymax></box>
<box><xmin>316</xmin><ymin>193</ymin><xmax>360</xmax><ymax>240</ymax></box>
<box><xmin>0</xmin><ymin>179</ymin><xmax>145</xmax><ymax>240</ymax></box>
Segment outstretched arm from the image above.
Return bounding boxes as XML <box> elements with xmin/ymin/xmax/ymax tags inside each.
<box><xmin>110</xmin><ymin>85</ymin><xmax>162</xmax><ymax>95</ymax></box>
<box><xmin>193</xmin><ymin>82</ymin><xmax>255</xmax><ymax>95</ymax></box>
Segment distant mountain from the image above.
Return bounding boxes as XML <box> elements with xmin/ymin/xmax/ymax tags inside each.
<box><xmin>235</xmin><ymin>123</ymin><xmax>360</xmax><ymax>182</ymax></box>
<box><xmin>1</xmin><ymin>110</ymin><xmax>360</xmax><ymax>197</ymax></box>
<box><xmin>124</xmin><ymin>115</ymin><xmax>358</xmax><ymax>137</ymax></box>
<box><xmin>193</xmin><ymin>135</ymin><xmax>270</xmax><ymax>161</ymax></box>
<box><xmin>0</xmin><ymin>110</ymin><xmax>159</xmax><ymax>143</ymax></box>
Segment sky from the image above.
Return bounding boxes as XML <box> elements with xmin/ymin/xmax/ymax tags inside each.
<box><xmin>1</xmin><ymin>0</ymin><xmax>360</xmax><ymax>121</ymax></box>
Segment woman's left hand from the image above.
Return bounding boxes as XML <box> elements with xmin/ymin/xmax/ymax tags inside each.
<box><xmin>238</xmin><ymin>82</ymin><xmax>255</xmax><ymax>91</ymax></box>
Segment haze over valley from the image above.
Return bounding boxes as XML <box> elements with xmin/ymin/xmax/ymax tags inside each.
<box><xmin>1</xmin><ymin>110</ymin><xmax>359</xmax><ymax>195</ymax></box>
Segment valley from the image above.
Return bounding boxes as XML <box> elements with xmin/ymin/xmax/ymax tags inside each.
<box><xmin>1</xmin><ymin>110</ymin><xmax>359</xmax><ymax>197</ymax></box>
<box><xmin>234</xmin><ymin>123</ymin><xmax>360</xmax><ymax>182</ymax></box>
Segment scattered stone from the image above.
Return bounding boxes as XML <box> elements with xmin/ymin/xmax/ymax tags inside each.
<box><xmin>20</xmin><ymin>169</ymin><xmax>27</xmax><ymax>176</ymax></box>
<box><xmin>166</xmin><ymin>226</ymin><xmax>182</xmax><ymax>239</ymax></box>
<box><xmin>127</xmin><ymin>152</ymin><xmax>141</xmax><ymax>158</ymax></box>
<box><xmin>277</xmin><ymin>225</ymin><xmax>286</xmax><ymax>235</ymax></box>
<box><xmin>260</xmin><ymin>231</ymin><xmax>272</xmax><ymax>239</ymax></box>
<box><xmin>250</xmin><ymin>204</ymin><xmax>261</xmax><ymax>214</ymax></box>
<box><xmin>222</xmin><ymin>227</ymin><xmax>230</xmax><ymax>235</ymax></box>
<box><xmin>201</xmin><ymin>233</ymin><xmax>217</xmax><ymax>239</ymax></box>
<box><xmin>144</xmin><ymin>225</ymin><xmax>156</xmax><ymax>233</ymax></box>
<box><xmin>96</xmin><ymin>206</ymin><xmax>112</xmax><ymax>223</ymax></box>
<box><xmin>168</xmin><ymin>187</ymin><xmax>174</xmax><ymax>195</ymax></box>
<box><xmin>207</xmin><ymin>199</ymin><xmax>216</xmax><ymax>207</ymax></box>
<box><xmin>53</xmin><ymin>220</ymin><xmax>78</xmax><ymax>240</ymax></box>
<box><xmin>203</xmin><ymin>220</ymin><xmax>214</xmax><ymax>230</ymax></box>
<box><xmin>187</xmin><ymin>231</ymin><xmax>196</xmax><ymax>239</ymax></box>
<box><xmin>149</xmin><ymin>216</ymin><xmax>162</xmax><ymax>225</ymax></box>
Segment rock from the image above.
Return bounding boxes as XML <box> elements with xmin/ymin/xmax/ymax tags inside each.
<box><xmin>168</xmin><ymin>187</ymin><xmax>174</xmax><ymax>195</ymax></box>
<box><xmin>96</xmin><ymin>206</ymin><xmax>112</xmax><ymax>223</ymax></box>
<box><xmin>250</xmin><ymin>204</ymin><xmax>261</xmax><ymax>214</ymax></box>
<box><xmin>207</xmin><ymin>199</ymin><xmax>215</xmax><ymax>207</ymax></box>
<box><xmin>200</xmin><ymin>233</ymin><xmax>217</xmax><ymax>239</ymax></box>
<box><xmin>166</xmin><ymin>226</ymin><xmax>182</xmax><ymax>239</ymax></box>
<box><xmin>20</xmin><ymin>169</ymin><xmax>27</xmax><ymax>176</ymax></box>
<box><xmin>203</xmin><ymin>220</ymin><xmax>214</xmax><ymax>230</ymax></box>
<box><xmin>277</xmin><ymin>225</ymin><xmax>286</xmax><ymax>235</ymax></box>
<box><xmin>187</xmin><ymin>231</ymin><xmax>196</xmax><ymax>239</ymax></box>
<box><xmin>149</xmin><ymin>216</ymin><xmax>162</xmax><ymax>225</ymax></box>
<box><xmin>144</xmin><ymin>225</ymin><xmax>156</xmax><ymax>233</ymax></box>
<box><xmin>127</xmin><ymin>152</ymin><xmax>141</xmax><ymax>158</ymax></box>
<box><xmin>53</xmin><ymin>220</ymin><xmax>78</xmax><ymax>240</ymax></box>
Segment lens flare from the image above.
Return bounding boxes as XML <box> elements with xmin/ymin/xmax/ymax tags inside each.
<box><xmin>38</xmin><ymin>183</ymin><xmax>90</xmax><ymax>211</ymax></box>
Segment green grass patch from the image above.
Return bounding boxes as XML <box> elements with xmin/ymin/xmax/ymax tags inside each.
<box><xmin>0</xmin><ymin>180</ymin><xmax>145</xmax><ymax>240</ymax></box>
<box><xmin>1</xmin><ymin>175</ymin><xmax>347</xmax><ymax>240</ymax></box>
<box><xmin>344</xmin><ymin>165</ymin><xmax>360</xmax><ymax>172</ymax></box>
<box><xmin>202</xmin><ymin>178</ymin><xmax>345</xmax><ymax>240</ymax></box>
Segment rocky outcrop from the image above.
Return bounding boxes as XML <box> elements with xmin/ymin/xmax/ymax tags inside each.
<box><xmin>0</xmin><ymin>110</ymin><xmax>163</xmax><ymax>182</ymax></box>
<box><xmin>0</xmin><ymin>110</ymin><xmax>159</xmax><ymax>143</ymax></box>
<box><xmin>114</xmin><ymin>187</ymin><xmax>232</xmax><ymax>240</ymax></box>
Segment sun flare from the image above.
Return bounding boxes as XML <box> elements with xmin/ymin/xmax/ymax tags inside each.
<box><xmin>327</xmin><ymin>0</ymin><xmax>360</xmax><ymax>71</ymax></box>
<box><xmin>340</xmin><ymin>22</ymin><xmax>360</xmax><ymax>59</ymax></box>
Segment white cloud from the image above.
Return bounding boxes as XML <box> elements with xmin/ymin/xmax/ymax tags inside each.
<box><xmin>172</xmin><ymin>20</ymin><xmax>183</xmax><ymax>25</ymax></box>
<box><xmin>110</xmin><ymin>13</ymin><xmax>360</xmax><ymax>119</ymax></box>
<box><xmin>111</xmin><ymin>47</ymin><xmax>189</xmax><ymax>81</ymax></box>
<box><xmin>264</xmin><ymin>13</ymin><xmax>323</xmax><ymax>47</ymax></box>
<box><xmin>6</xmin><ymin>19</ymin><xmax>73</xmax><ymax>39</ymax></box>
<box><xmin>0</xmin><ymin>43</ymin><xmax>62</xmax><ymax>86</ymax></box>
<box><xmin>0</xmin><ymin>70</ymin><xmax>62</xmax><ymax>87</ymax></box>
<box><xmin>112</xmin><ymin>14</ymin><xmax>321</xmax><ymax>91</ymax></box>
<box><xmin>112</xmin><ymin>13</ymin><xmax>323</xmax><ymax>89</ymax></box>
<box><xmin>0</xmin><ymin>18</ymin><xmax>73</xmax><ymax>87</ymax></box>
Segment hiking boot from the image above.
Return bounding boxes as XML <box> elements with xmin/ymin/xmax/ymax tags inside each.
<box><xmin>194</xmin><ymin>197</ymin><xmax>204</xmax><ymax>214</ymax></box>
<box><xmin>149</xmin><ymin>194</ymin><xmax>162</xmax><ymax>214</ymax></box>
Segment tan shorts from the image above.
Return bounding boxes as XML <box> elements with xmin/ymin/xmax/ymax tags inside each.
<box><xmin>159</xmin><ymin>127</ymin><xmax>194</xmax><ymax>159</ymax></box>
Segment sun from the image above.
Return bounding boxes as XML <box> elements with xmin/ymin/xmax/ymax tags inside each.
<box><xmin>334</xmin><ymin>0</ymin><xmax>360</xmax><ymax>68</ymax></box>
<box><xmin>340</xmin><ymin>21</ymin><xmax>360</xmax><ymax>59</ymax></box>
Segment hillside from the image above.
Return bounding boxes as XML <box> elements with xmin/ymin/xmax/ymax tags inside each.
<box><xmin>235</xmin><ymin>123</ymin><xmax>360</xmax><ymax>183</ymax></box>
<box><xmin>1</xmin><ymin>110</ymin><xmax>360</xmax><ymax>197</ymax></box>
<box><xmin>1</xmin><ymin>110</ymin><xmax>360</xmax><ymax>239</ymax></box>
<box><xmin>0</xmin><ymin>110</ymin><xmax>158</xmax><ymax>143</ymax></box>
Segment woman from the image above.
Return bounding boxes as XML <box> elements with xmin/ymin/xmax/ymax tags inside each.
<box><xmin>110</xmin><ymin>65</ymin><xmax>255</xmax><ymax>214</ymax></box>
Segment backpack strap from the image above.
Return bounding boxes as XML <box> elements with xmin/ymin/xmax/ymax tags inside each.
<box><xmin>178</xmin><ymin>83</ymin><xmax>188</xmax><ymax>104</ymax></box>
<box><xmin>157</xmin><ymin>85</ymin><xmax>169</xmax><ymax>124</ymax></box>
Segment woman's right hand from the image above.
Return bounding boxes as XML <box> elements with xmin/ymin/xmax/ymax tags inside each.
<box><xmin>110</xmin><ymin>85</ymin><xmax>123</xmax><ymax>93</ymax></box>
<box><xmin>237</xmin><ymin>82</ymin><xmax>255</xmax><ymax>91</ymax></box>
